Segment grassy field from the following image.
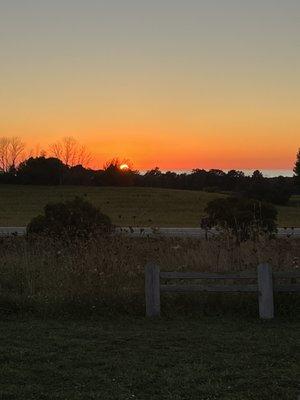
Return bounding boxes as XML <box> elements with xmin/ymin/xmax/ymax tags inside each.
<box><xmin>0</xmin><ymin>316</ymin><xmax>299</xmax><ymax>400</ymax></box>
<box><xmin>0</xmin><ymin>185</ymin><xmax>300</xmax><ymax>227</ymax></box>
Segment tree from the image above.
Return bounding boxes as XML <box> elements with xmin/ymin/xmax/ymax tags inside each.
<box><xmin>17</xmin><ymin>156</ymin><xmax>67</xmax><ymax>185</ymax></box>
<box><xmin>49</xmin><ymin>136</ymin><xmax>91</xmax><ymax>167</ymax></box>
<box><xmin>252</xmin><ymin>170</ymin><xmax>264</xmax><ymax>181</ymax></box>
<box><xmin>294</xmin><ymin>148</ymin><xmax>300</xmax><ymax>188</ymax></box>
<box><xmin>0</xmin><ymin>137</ymin><xmax>10</xmax><ymax>172</ymax></box>
<box><xmin>10</xmin><ymin>137</ymin><xmax>25</xmax><ymax>168</ymax></box>
<box><xmin>95</xmin><ymin>159</ymin><xmax>137</xmax><ymax>186</ymax></box>
<box><xmin>245</xmin><ymin>173</ymin><xmax>291</xmax><ymax>205</ymax></box>
<box><xmin>143</xmin><ymin>167</ymin><xmax>163</xmax><ymax>187</ymax></box>
<box><xmin>27</xmin><ymin>144</ymin><xmax>47</xmax><ymax>159</ymax></box>
<box><xmin>64</xmin><ymin>165</ymin><xmax>94</xmax><ymax>185</ymax></box>
<box><xmin>205</xmin><ymin>197</ymin><xmax>277</xmax><ymax>242</ymax></box>
<box><xmin>225</xmin><ymin>170</ymin><xmax>246</xmax><ymax>191</ymax></box>
<box><xmin>0</xmin><ymin>136</ymin><xmax>25</xmax><ymax>172</ymax></box>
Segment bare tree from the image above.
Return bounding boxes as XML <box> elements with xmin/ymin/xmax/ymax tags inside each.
<box><xmin>50</xmin><ymin>137</ymin><xmax>91</xmax><ymax>167</ymax></box>
<box><xmin>0</xmin><ymin>136</ymin><xmax>25</xmax><ymax>172</ymax></box>
<box><xmin>76</xmin><ymin>143</ymin><xmax>92</xmax><ymax>167</ymax></box>
<box><xmin>0</xmin><ymin>137</ymin><xmax>10</xmax><ymax>172</ymax></box>
<box><xmin>9</xmin><ymin>137</ymin><xmax>25</xmax><ymax>167</ymax></box>
<box><xmin>27</xmin><ymin>144</ymin><xmax>47</xmax><ymax>159</ymax></box>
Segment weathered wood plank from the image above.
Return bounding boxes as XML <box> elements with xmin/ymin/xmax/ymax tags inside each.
<box><xmin>160</xmin><ymin>284</ymin><xmax>258</xmax><ymax>293</ymax></box>
<box><xmin>257</xmin><ymin>263</ymin><xmax>274</xmax><ymax>319</ymax></box>
<box><xmin>273</xmin><ymin>271</ymin><xmax>300</xmax><ymax>279</ymax></box>
<box><xmin>145</xmin><ymin>263</ymin><xmax>161</xmax><ymax>317</ymax></box>
<box><xmin>160</xmin><ymin>272</ymin><xmax>256</xmax><ymax>280</ymax></box>
<box><xmin>274</xmin><ymin>285</ymin><xmax>300</xmax><ymax>292</ymax></box>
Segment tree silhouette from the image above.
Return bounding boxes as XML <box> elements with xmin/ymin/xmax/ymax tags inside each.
<box><xmin>50</xmin><ymin>137</ymin><xmax>91</xmax><ymax>167</ymax></box>
<box><xmin>18</xmin><ymin>156</ymin><xmax>67</xmax><ymax>185</ymax></box>
<box><xmin>0</xmin><ymin>136</ymin><xmax>25</xmax><ymax>172</ymax></box>
<box><xmin>294</xmin><ymin>148</ymin><xmax>300</xmax><ymax>188</ymax></box>
<box><xmin>0</xmin><ymin>137</ymin><xmax>10</xmax><ymax>172</ymax></box>
<box><xmin>294</xmin><ymin>149</ymin><xmax>300</xmax><ymax>173</ymax></box>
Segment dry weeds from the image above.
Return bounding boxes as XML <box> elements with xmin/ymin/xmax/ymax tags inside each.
<box><xmin>0</xmin><ymin>234</ymin><xmax>299</xmax><ymax>316</ymax></box>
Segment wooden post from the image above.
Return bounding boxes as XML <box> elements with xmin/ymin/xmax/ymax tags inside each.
<box><xmin>257</xmin><ymin>263</ymin><xmax>274</xmax><ymax>319</ymax></box>
<box><xmin>145</xmin><ymin>263</ymin><xmax>160</xmax><ymax>317</ymax></box>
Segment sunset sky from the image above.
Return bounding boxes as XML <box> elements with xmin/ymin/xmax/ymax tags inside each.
<box><xmin>0</xmin><ymin>1</ymin><xmax>299</xmax><ymax>171</ymax></box>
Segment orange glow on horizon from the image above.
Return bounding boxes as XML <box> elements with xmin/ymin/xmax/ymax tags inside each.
<box><xmin>8</xmin><ymin>124</ymin><xmax>297</xmax><ymax>173</ymax></box>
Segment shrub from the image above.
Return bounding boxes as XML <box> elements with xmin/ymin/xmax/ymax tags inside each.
<box><xmin>205</xmin><ymin>197</ymin><xmax>277</xmax><ymax>242</ymax></box>
<box><xmin>27</xmin><ymin>197</ymin><xmax>113</xmax><ymax>239</ymax></box>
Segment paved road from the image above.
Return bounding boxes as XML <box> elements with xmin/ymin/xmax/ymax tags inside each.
<box><xmin>1</xmin><ymin>226</ymin><xmax>300</xmax><ymax>238</ymax></box>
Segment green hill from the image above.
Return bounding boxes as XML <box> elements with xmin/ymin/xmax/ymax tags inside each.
<box><xmin>0</xmin><ymin>185</ymin><xmax>299</xmax><ymax>227</ymax></box>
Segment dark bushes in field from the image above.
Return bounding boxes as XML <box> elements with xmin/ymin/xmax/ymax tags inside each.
<box><xmin>27</xmin><ymin>197</ymin><xmax>113</xmax><ymax>239</ymax></box>
<box><xmin>205</xmin><ymin>197</ymin><xmax>278</xmax><ymax>242</ymax></box>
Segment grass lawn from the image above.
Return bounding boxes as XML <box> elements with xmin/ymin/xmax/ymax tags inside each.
<box><xmin>0</xmin><ymin>185</ymin><xmax>299</xmax><ymax>227</ymax></box>
<box><xmin>0</xmin><ymin>316</ymin><xmax>299</xmax><ymax>400</ymax></box>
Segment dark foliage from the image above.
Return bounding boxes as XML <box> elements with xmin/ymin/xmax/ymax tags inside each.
<box><xmin>63</xmin><ymin>165</ymin><xmax>95</xmax><ymax>185</ymax></box>
<box><xmin>294</xmin><ymin>148</ymin><xmax>300</xmax><ymax>191</ymax></box>
<box><xmin>0</xmin><ymin>165</ymin><xmax>18</xmax><ymax>183</ymax></box>
<box><xmin>244</xmin><ymin>175</ymin><xmax>292</xmax><ymax>205</ymax></box>
<box><xmin>17</xmin><ymin>157</ymin><xmax>67</xmax><ymax>185</ymax></box>
<box><xmin>27</xmin><ymin>197</ymin><xmax>113</xmax><ymax>238</ymax></box>
<box><xmin>94</xmin><ymin>163</ymin><xmax>138</xmax><ymax>186</ymax></box>
<box><xmin>205</xmin><ymin>197</ymin><xmax>278</xmax><ymax>242</ymax></box>
<box><xmin>294</xmin><ymin>148</ymin><xmax>300</xmax><ymax>176</ymax></box>
<box><xmin>0</xmin><ymin>155</ymin><xmax>297</xmax><ymax>203</ymax></box>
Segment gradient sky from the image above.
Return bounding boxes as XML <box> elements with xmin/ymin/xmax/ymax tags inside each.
<box><xmin>0</xmin><ymin>0</ymin><xmax>299</xmax><ymax>170</ymax></box>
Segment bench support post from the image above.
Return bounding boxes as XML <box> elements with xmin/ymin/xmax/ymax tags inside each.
<box><xmin>257</xmin><ymin>263</ymin><xmax>274</xmax><ymax>319</ymax></box>
<box><xmin>145</xmin><ymin>263</ymin><xmax>160</xmax><ymax>317</ymax></box>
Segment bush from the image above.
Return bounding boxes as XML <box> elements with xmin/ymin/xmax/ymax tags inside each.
<box><xmin>205</xmin><ymin>197</ymin><xmax>277</xmax><ymax>242</ymax></box>
<box><xmin>27</xmin><ymin>197</ymin><xmax>113</xmax><ymax>239</ymax></box>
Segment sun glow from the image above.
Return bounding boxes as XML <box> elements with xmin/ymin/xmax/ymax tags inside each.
<box><xmin>119</xmin><ymin>163</ymin><xmax>129</xmax><ymax>170</ymax></box>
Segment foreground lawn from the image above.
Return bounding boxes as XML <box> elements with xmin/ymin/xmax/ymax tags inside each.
<box><xmin>0</xmin><ymin>317</ymin><xmax>299</xmax><ymax>399</ymax></box>
<box><xmin>0</xmin><ymin>185</ymin><xmax>300</xmax><ymax>227</ymax></box>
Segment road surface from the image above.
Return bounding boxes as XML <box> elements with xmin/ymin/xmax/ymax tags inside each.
<box><xmin>1</xmin><ymin>226</ymin><xmax>300</xmax><ymax>238</ymax></box>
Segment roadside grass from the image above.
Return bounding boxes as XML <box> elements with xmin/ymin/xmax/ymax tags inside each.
<box><xmin>0</xmin><ymin>185</ymin><xmax>299</xmax><ymax>227</ymax></box>
<box><xmin>0</xmin><ymin>235</ymin><xmax>299</xmax><ymax>318</ymax></box>
<box><xmin>0</xmin><ymin>316</ymin><xmax>299</xmax><ymax>400</ymax></box>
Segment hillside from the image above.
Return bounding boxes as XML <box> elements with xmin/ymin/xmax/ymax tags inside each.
<box><xmin>0</xmin><ymin>185</ymin><xmax>299</xmax><ymax>227</ymax></box>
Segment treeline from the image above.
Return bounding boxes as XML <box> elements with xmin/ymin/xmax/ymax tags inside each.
<box><xmin>0</xmin><ymin>136</ymin><xmax>91</xmax><ymax>172</ymax></box>
<box><xmin>0</xmin><ymin>155</ymin><xmax>297</xmax><ymax>205</ymax></box>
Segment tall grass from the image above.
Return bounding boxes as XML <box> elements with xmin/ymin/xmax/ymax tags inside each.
<box><xmin>0</xmin><ymin>234</ymin><xmax>299</xmax><ymax>317</ymax></box>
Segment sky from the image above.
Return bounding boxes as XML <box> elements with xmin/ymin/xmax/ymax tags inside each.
<box><xmin>0</xmin><ymin>0</ymin><xmax>299</xmax><ymax>171</ymax></box>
